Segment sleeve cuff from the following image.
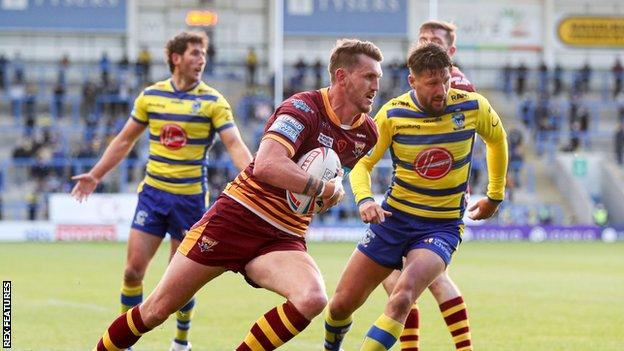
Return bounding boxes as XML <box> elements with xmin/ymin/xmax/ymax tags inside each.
<box><xmin>131</xmin><ymin>115</ymin><xmax>148</xmax><ymax>125</ymax></box>
<box><xmin>216</xmin><ymin>122</ymin><xmax>235</xmax><ymax>132</ymax></box>
<box><xmin>357</xmin><ymin>197</ymin><xmax>375</xmax><ymax>207</ymax></box>
<box><xmin>487</xmin><ymin>196</ymin><xmax>504</xmax><ymax>204</ymax></box>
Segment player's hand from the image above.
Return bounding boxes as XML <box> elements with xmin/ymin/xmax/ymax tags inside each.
<box><xmin>317</xmin><ymin>171</ymin><xmax>345</xmax><ymax>213</ymax></box>
<box><xmin>70</xmin><ymin>173</ymin><xmax>99</xmax><ymax>203</ymax></box>
<box><xmin>358</xmin><ymin>200</ymin><xmax>392</xmax><ymax>224</ymax></box>
<box><xmin>467</xmin><ymin>198</ymin><xmax>500</xmax><ymax>220</ymax></box>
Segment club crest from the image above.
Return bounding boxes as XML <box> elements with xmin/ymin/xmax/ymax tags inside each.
<box><xmin>198</xmin><ymin>235</ymin><xmax>219</xmax><ymax>252</ymax></box>
<box><xmin>452</xmin><ymin>113</ymin><xmax>465</xmax><ymax>130</ymax></box>
<box><xmin>353</xmin><ymin>141</ymin><xmax>366</xmax><ymax>158</ymax></box>
<box><xmin>191</xmin><ymin>99</ymin><xmax>202</xmax><ymax>114</ymax></box>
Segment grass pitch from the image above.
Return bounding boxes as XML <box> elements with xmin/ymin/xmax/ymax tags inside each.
<box><xmin>1</xmin><ymin>240</ymin><xmax>623</xmax><ymax>350</ymax></box>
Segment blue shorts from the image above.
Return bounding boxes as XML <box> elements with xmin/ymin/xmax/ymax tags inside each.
<box><xmin>357</xmin><ymin>203</ymin><xmax>463</xmax><ymax>269</ymax></box>
<box><xmin>130</xmin><ymin>184</ymin><xmax>207</xmax><ymax>241</ymax></box>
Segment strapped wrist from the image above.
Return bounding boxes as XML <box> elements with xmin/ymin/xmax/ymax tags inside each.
<box><xmin>314</xmin><ymin>180</ymin><xmax>326</xmax><ymax>197</ymax></box>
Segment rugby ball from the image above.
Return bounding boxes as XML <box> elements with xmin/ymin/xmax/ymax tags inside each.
<box><xmin>286</xmin><ymin>147</ymin><xmax>341</xmax><ymax>215</ymax></box>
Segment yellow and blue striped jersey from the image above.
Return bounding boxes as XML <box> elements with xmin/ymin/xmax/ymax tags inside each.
<box><xmin>131</xmin><ymin>78</ymin><xmax>235</xmax><ymax>195</ymax></box>
<box><xmin>350</xmin><ymin>88</ymin><xmax>508</xmax><ymax>220</ymax></box>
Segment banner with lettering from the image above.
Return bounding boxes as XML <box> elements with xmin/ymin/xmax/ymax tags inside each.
<box><xmin>0</xmin><ymin>0</ymin><xmax>126</xmax><ymax>32</ymax></box>
<box><xmin>284</xmin><ymin>0</ymin><xmax>407</xmax><ymax>37</ymax></box>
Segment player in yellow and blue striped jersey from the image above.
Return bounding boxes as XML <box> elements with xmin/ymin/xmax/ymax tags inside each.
<box><xmin>324</xmin><ymin>43</ymin><xmax>508</xmax><ymax>351</ymax></box>
<box><xmin>380</xmin><ymin>20</ymin><xmax>478</xmax><ymax>351</ymax></box>
<box><xmin>71</xmin><ymin>31</ymin><xmax>252</xmax><ymax>351</ymax></box>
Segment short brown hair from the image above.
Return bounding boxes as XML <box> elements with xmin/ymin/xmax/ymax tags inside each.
<box><xmin>419</xmin><ymin>20</ymin><xmax>457</xmax><ymax>47</ymax></box>
<box><xmin>328</xmin><ymin>38</ymin><xmax>383</xmax><ymax>83</ymax></box>
<box><xmin>165</xmin><ymin>31</ymin><xmax>208</xmax><ymax>73</ymax></box>
<box><xmin>407</xmin><ymin>43</ymin><xmax>452</xmax><ymax>76</ymax></box>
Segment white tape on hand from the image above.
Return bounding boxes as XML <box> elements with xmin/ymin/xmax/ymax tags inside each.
<box><xmin>331</xmin><ymin>176</ymin><xmax>344</xmax><ymax>197</ymax></box>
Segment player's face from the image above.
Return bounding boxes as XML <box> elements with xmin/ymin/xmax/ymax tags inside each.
<box><xmin>177</xmin><ymin>42</ymin><xmax>206</xmax><ymax>83</ymax></box>
<box><xmin>418</xmin><ymin>29</ymin><xmax>455</xmax><ymax>56</ymax></box>
<box><xmin>409</xmin><ymin>67</ymin><xmax>451</xmax><ymax>116</ymax></box>
<box><xmin>344</xmin><ymin>54</ymin><xmax>382</xmax><ymax>113</ymax></box>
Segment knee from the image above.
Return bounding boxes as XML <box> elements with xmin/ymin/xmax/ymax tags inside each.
<box><xmin>429</xmin><ymin>276</ymin><xmax>447</xmax><ymax>296</ymax></box>
<box><xmin>428</xmin><ymin>273</ymin><xmax>457</xmax><ymax>297</ymax></box>
<box><xmin>123</xmin><ymin>265</ymin><xmax>146</xmax><ymax>284</ymax></box>
<box><xmin>140</xmin><ymin>300</ymin><xmax>177</xmax><ymax>327</ymax></box>
<box><xmin>291</xmin><ymin>288</ymin><xmax>327</xmax><ymax>319</ymax></box>
<box><xmin>381</xmin><ymin>274</ymin><xmax>398</xmax><ymax>295</ymax></box>
<box><xmin>388</xmin><ymin>289</ymin><xmax>413</xmax><ymax>315</ymax></box>
<box><xmin>328</xmin><ymin>293</ymin><xmax>356</xmax><ymax>320</ymax></box>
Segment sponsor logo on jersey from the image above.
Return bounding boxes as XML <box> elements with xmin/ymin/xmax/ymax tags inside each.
<box><xmin>318</xmin><ymin>133</ymin><xmax>334</xmax><ymax>148</ymax></box>
<box><xmin>356</xmin><ymin>133</ymin><xmax>367</xmax><ymax>138</ymax></box>
<box><xmin>450</xmin><ymin>92</ymin><xmax>468</xmax><ymax>101</ymax></box>
<box><xmin>353</xmin><ymin>141</ymin><xmax>366</xmax><ymax>158</ymax></box>
<box><xmin>291</xmin><ymin>99</ymin><xmax>312</xmax><ymax>113</ymax></box>
<box><xmin>423</xmin><ymin>117</ymin><xmax>442</xmax><ymax>123</ymax></box>
<box><xmin>134</xmin><ymin>210</ymin><xmax>148</xmax><ymax>226</ymax></box>
<box><xmin>489</xmin><ymin>106</ymin><xmax>499</xmax><ymax>127</ymax></box>
<box><xmin>413</xmin><ymin>147</ymin><xmax>453</xmax><ymax>179</ymax></box>
<box><xmin>396</xmin><ymin>123</ymin><xmax>421</xmax><ymax>129</ymax></box>
<box><xmin>391</xmin><ymin>100</ymin><xmax>411</xmax><ymax>107</ymax></box>
<box><xmin>269</xmin><ymin>115</ymin><xmax>305</xmax><ymax>143</ymax></box>
<box><xmin>160</xmin><ymin>124</ymin><xmax>188</xmax><ymax>149</ymax></box>
<box><xmin>191</xmin><ymin>99</ymin><xmax>202</xmax><ymax>114</ymax></box>
<box><xmin>198</xmin><ymin>235</ymin><xmax>219</xmax><ymax>252</ymax></box>
<box><xmin>452</xmin><ymin>113</ymin><xmax>465</xmax><ymax>130</ymax></box>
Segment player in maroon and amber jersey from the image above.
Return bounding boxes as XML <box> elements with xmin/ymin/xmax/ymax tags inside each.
<box><xmin>225</xmin><ymin>87</ymin><xmax>377</xmax><ymax>236</ymax></box>
<box><xmin>418</xmin><ymin>21</ymin><xmax>475</xmax><ymax>94</ymax></box>
<box><xmin>93</xmin><ymin>38</ymin><xmax>383</xmax><ymax>351</ymax></box>
<box><xmin>451</xmin><ymin>66</ymin><xmax>475</xmax><ymax>92</ymax></box>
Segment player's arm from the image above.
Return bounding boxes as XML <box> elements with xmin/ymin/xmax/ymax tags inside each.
<box><xmin>468</xmin><ymin>96</ymin><xmax>509</xmax><ymax>220</ymax></box>
<box><xmin>211</xmin><ymin>94</ymin><xmax>253</xmax><ymax>171</ymax></box>
<box><xmin>71</xmin><ymin>118</ymin><xmax>146</xmax><ymax>202</ymax></box>
<box><xmin>218</xmin><ymin>127</ymin><xmax>252</xmax><ymax>171</ymax></box>
<box><xmin>349</xmin><ymin>108</ymin><xmax>393</xmax><ymax>224</ymax></box>
<box><xmin>254</xmin><ymin>137</ymin><xmax>343</xmax><ymax>208</ymax></box>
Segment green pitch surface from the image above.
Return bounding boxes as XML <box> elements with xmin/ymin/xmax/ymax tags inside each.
<box><xmin>1</xmin><ymin>241</ymin><xmax>623</xmax><ymax>350</ymax></box>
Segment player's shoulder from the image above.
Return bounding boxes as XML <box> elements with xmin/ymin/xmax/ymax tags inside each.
<box><xmin>451</xmin><ymin>66</ymin><xmax>467</xmax><ymax>78</ymax></box>
<box><xmin>450</xmin><ymin>66</ymin><xmax>476</xmax><ymax>92</ymax></box>
<box><xmin>195</xmin><ymin>81</ymin><xmax>221</xmax><ymax>96</ymax></box>
<box><xmin>143</xmin><ymin>79</ymin><xmax>173</xmax><ymax>93</ymax></box>
<box><xmin>381</xmin><ymin>91</ymin><xmax>415</xmax><ymax>112</ymax></box>
<box><xmin>362</xmin><ymin>113</ymin><xmax>379</xmax><ymax>137</ymax></box>
<box><xmin>289</xmin><ymin>90</ymin><xmax>321</xmax><ymax>108</ymax></box>
<box><xmin>449</xmin><ymin>89</ymin><xmax>492</xmax><ymax>117</ymax></box>
<box><xmin>280</xmin><ymin>90</ymin><xmax>322</xmax><ymax>118</ymax></box>
<box><xmin>448</xmin><ymin>88</ymin><xmax>485</xmax><ymax>103</ymax></box>
<box><xmin>191</xmin><ymin>81</ymin><xmax>227</xmax><ymax>103</ymax></box>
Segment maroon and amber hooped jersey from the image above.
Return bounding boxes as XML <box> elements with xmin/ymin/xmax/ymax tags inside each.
<box><xmin>450</xmin><ymin>66</ymin><xmax>475</xmax><ymax>92</ymax></box>
<box><xmin>224</xmin><ymin>88</ymin><xmax>378</xmax><ymax>237</ymax></box>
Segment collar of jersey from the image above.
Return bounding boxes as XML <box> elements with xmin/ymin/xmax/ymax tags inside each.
<box><xmin>409</xmin><ymin>90</ymin><xmax>427</xmax><ymax>113</ymax></box>
<box><xmin>320</xmin><ymin>87</ymin><xmax>365</xmax><ymax>130</ymax></box>
<box><xmin>169</xmin><ymin>78</ymin><xmax>201</xmax><ymax>94</ymax></box>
